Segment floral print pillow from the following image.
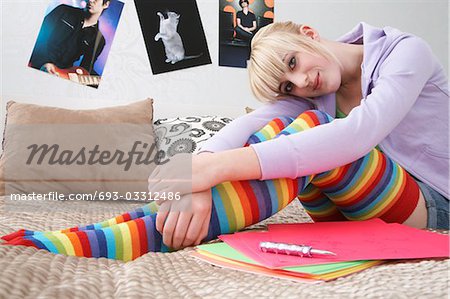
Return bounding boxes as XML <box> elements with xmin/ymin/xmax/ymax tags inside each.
<box><xmin>153</xmin><ymin>116</ymin><xmax>233</xmax><ymax>157</ymax></box>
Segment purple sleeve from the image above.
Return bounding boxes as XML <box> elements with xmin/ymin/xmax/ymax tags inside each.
<box><xmin>251</xmin><ymin>36</ymin><xmax>435</xmax><ymax>179</ymax></box>
<box><xmin>199</xmin><ymin>98</ymin><xmax>313</xmax><ymax>153</ymax></box>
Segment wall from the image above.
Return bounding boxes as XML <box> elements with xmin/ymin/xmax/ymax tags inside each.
<box><xmin>1</xmin><ymin>0</ymin><xmax>448</xmax><ymax>135</ymax></box>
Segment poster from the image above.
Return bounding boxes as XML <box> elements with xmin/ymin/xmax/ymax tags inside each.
<box><xmin>134</xmin><ymin>0</ymin><xmax>212</xmax><ymax>75</ymax></box>
<box><xmin>28</xmin><ymin>0</ymin><xmax>125</xmax><ymax>88</ymax></box>
<box><xmin>219</xmin><ymin>0</ymin><xmax>274</xmax><ymax>68</ymax></box>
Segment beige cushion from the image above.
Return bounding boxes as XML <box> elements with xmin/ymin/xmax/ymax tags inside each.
<box><xmin>0</xmin><ymin>99</ymin><xmax>157</xmax><ymax>197</ymax></box>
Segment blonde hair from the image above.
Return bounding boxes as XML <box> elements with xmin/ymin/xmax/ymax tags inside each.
<box><xmin>248</xmin><ymin>21</ymin><xmax>338</xmax><ymax>103</ymax></box>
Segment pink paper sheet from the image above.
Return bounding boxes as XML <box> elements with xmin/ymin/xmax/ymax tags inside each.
<box><xmin>219</xmin><ymin>219</ymin><xmax>449</xmax><ymax>268</ymax></box>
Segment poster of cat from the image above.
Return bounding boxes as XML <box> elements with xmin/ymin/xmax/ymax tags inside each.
<box><xmin>134</xmin><ymin>0</ymin><xmax>211</xmax><ymax>74</ymax></box>
<box><xmin>28</xmin><ymin>0</ymin><xmax>125</xmax><ymax>88</ymax></box>
<box><xmin>219</xmin><ymin>0</ymin><xmax>274</xmax><ymax>68</ymax></box>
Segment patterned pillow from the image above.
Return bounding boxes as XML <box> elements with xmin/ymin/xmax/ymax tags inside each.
<box><xmin>153</xmin><ymin>116</ymin><xmax>233</xmax><ymax>157</ymax></box>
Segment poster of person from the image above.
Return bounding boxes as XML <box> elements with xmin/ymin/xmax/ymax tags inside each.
<box><xmin>28</xmin><ymin>0</ymin><xmax>125</xmax><ymax>88</ymax></box>
<box><xmin>134</xmin><ymin>0</ymin><xmax>211</xmax><ymax>75</ymax></box>
<box><xmin>219</xmin><ymin>0</ymin><xmax>274</xmax><ymax>68</ymax></box>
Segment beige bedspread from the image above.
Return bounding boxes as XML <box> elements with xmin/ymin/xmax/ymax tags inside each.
<box><xmin>0</xmin><ymin>196</ymin><xmax>448</xmax><ymax>298</ymax></box>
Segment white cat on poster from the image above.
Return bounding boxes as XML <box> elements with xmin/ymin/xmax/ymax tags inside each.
<box><xmin>154</xmin><ymin>11</ymin><xmax>202</xmax><ymax>64</ymax></box>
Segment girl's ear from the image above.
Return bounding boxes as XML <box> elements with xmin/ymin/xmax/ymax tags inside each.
<box><xmin>299</xmin><ymin>25</ymin><xmax>320</xmax><ymax>41</ymax></box>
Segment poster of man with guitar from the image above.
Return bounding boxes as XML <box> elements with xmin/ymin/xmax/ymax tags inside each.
<box><xmin>29</xmin><ymin>0</ymin><xmax>124</xmax><ymax>88</ymax></box>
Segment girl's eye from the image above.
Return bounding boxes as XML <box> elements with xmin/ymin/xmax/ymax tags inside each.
<box><xmin>285</xmin><ymin>82</ymin><xmax>293</xmax><ymax>93</ymax></box>
<box><xmin>281</xmin><ymin>55</ymin><xmax>296</xmax><ymax>94</ymax></box>
<box><xmin>288</xmin><ymin>56</ymin><xmax>296</xmax><ymax>69</ymax></box>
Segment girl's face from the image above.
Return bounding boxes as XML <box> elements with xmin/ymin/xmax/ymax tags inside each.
<box><xmin>279</xmin><ymin>50</ymin><xmax>341</xmax><ymax>99</ymax></box>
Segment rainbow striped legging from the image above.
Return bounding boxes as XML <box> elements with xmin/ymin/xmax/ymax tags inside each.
<box><xmin>1</xmin><ymin>110</ymin><xmax>419</xmax><ymax>261</ymax></box>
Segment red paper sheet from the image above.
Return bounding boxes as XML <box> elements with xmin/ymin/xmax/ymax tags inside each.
<box><xmin>219</xmin><ymin>219</ymin><xmax>449</xmax><ymax>268</ymax></box>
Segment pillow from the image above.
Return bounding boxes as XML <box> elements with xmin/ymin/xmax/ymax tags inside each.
<box><xmin>0</xmin><ymin>99</ymin><xmax>159</xmax><ymax>198</ymax></box>
<box><xmin>153</xmin><ymin>116</ymin><xmax>233</xmax><ymax>156</ymax></box>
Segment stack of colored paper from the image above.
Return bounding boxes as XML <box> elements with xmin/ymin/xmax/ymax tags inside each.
<box><xmin>192</xmin><ymin>219</ymin><xmax>449</xmax><ymax>282</ymax></box>
<box><xmin>192</xmin><ymin>242</ymin><xmax>383</xmax><ymax>282</ymax></box>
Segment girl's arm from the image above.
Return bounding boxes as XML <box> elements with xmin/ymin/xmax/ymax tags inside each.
<box><xmin>249</xmin><ymin>36</ymin><xmax>437</xmax><ymax>180</ymax></box>
<box><xmin>199</xmin><ymin>98</ymin><xmax>312</xmax><ymax>153</ymax></box>
<box><xmin>193</xmin><ymin>147</ymin><xmax>261</xmax><ymax>191</ymax></box>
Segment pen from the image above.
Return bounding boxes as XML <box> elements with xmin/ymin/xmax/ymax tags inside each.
<box><xmin>259</xmin><ymin>241</ymin><xmax>336</xmax><ymax>257</ymax></box>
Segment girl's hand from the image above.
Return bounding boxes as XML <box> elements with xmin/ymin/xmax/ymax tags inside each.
<box><xmin>156</xmin><ymin>189</ymin><xmax>212</xmax><ymax>250</ymax></box>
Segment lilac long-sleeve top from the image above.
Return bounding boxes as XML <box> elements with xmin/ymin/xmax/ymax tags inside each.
<box><xmin>200</xmin><ymin>23</ymin><xmax>449</xmax><ymax>198</ymax></box>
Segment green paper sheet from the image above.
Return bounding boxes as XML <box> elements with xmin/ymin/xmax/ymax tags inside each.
<box><xmin>197</xmin><ymin>242</ymin><xmax>371</xmax><ymax>275</ymax></box>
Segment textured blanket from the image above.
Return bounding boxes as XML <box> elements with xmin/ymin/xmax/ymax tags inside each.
<box><xmin>0</xmin><ymin>196</ymin><xmax>448</xmax><ymax>298</ymax></box>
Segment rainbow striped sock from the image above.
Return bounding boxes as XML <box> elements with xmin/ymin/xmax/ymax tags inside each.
<box><xmin>1</xmin><ymin>110</ymin><xmax>419</xmax><ymax>260</ymax></box>
<box><xmin>1</xmin><ymin>115</ymin><xmax>312</xmax><ymax>260</ymax></box>
<box><xmin>259</xmin><ymin>110</ymin><xmax>349</xmax><ymax>221</ymax></box>
<box><xmin>1</xmin><ymin>202</ymin><xmax>159</xmax><ymax>242</ymax></box>
<box><xmin>4</xmin><ymin>214</ymin><xmax>168</xmax><ymax>261</ymax></box>
<box><xmin>281</xmin><ymin>111</ymin><xmax>420</xmax><ymax>223</ymax></box>
<box><xmin>297</xmin><ymin>184</ymin><xmax>347</xmax><ymax>222</ymax></box>
<box><xmin>311</xmin><ymin>147</ymin><xmax>420</xmax><ymax>223</ymax></box>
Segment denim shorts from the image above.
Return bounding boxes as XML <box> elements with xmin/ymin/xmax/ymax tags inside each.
<box><xmin>416</xmin><ymin>181</ymin><xmax>449</xmax><ymax>229</ymax></box>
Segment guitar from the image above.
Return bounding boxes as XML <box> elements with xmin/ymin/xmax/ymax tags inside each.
<box><xmin>53</xmin><ymin>66</ymin><xmax>101</xmax><ymax>87</ymax></box>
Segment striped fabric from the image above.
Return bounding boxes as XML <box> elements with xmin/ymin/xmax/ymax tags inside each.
<box><xmin>297</xmin><ymin>184</ymin><xmax>348</xmax><ymax>222</ymax></box>
<box><xmin>311</xmin><ymin>149</ymin><xmax>419</xmax><ymax>222</ymax></box>
<box><xmin>1</xmin><ymin>110</ymin><xmax>419</xmax><ymax>261</ymax></box>
<box><xmin>3</xmin><ymin>203</ymin><xmax>169</xmax><ymax>261</ymax></box>
<box><xmin>246</xmin><ymin>116</ymin><xmax>294</xmax><ymax>144</ymax></box>
<box><xmin>2</xmin><ymin>113</ymin><xmax>311</xmax><ymax>261</ymax></box>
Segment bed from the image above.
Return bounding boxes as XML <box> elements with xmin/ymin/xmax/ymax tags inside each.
<box><xmin>0</xmin><ymin>101</ymin><xmax>448</xmax><ymax>298</ymax></box>
<box><xmin>0</xmin><ymin>196</ymin><xmax>448</xmax><ymax>298</ymax></box>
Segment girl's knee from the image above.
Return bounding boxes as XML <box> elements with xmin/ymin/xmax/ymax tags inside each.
<box><xmin>297</xmin><ymin>110</ymin><xmax>334</xmax><ymax>126</ymax></box>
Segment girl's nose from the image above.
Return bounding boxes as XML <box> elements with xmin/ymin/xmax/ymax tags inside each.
<box><xmin>291</xmin><ymin>73</ymin><xmax>309</xmax><ymax>89</ymax></box>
